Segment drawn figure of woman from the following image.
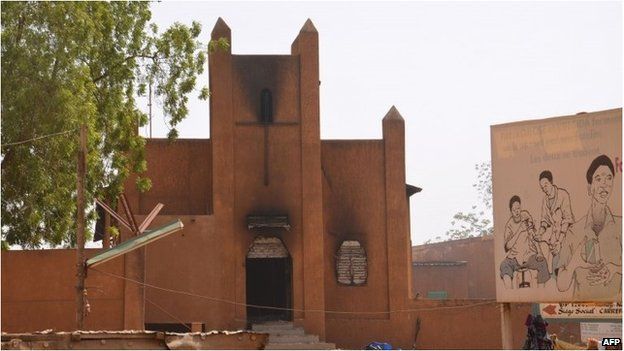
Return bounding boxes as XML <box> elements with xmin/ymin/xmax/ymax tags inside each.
<box><xmin>556</xmin><ymin>155</ymin><xmax>622</xmax><ymax>300</ymax></box>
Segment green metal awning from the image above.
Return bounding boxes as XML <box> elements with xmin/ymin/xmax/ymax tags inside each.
<box><xmin>86</xmin><ymin>219</ymin><xmax>184</xmax><ymax>269</ymax></box>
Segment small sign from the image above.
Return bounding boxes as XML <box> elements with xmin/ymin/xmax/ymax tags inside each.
<box><xmin>540</xmin><ymin>302</ymin><xmax>621</xmax><ymax>319</ymax></box>
<box><xmin>580</xmin><ymin>323</ymin><xmax>622</xmax><ymax>350</ymax></box>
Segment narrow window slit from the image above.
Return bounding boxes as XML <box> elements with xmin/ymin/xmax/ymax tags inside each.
<box><xmin>260</xmin><ymin>89</ymin><xmax>273</xmax><ymax>124</ymax></box>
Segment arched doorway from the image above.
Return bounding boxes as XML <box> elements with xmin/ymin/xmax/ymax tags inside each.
<box><xmin>246</xmin><ymin>236</ymin><xmax>293</xmax><ymax>323</ymax></box>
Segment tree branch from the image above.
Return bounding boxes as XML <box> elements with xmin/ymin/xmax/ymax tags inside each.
<box><xmin>92</xmin><ymin>53</ymin><xmax>157</xmax><ymax>83</ymax></box>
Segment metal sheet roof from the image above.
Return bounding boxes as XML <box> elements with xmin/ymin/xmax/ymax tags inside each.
<box><xmin>86</xmin><ymin>219</ymin><xmax>184</xmax><ymax>269</ymax></box>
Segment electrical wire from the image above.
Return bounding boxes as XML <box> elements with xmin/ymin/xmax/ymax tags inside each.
<box><xmin>91</xmin><ymin>267</ymin><xmax>497</xmax><ymax>315</ymax></box>
<box><xmin>145</xmin><ymin>298</ymin><xmax>192</xmax><ymax>332</ymax></box>
<box><xmin>2</xmin><ymin>129</ymin><xmax>77</xmax><ymax>148</ymax></box>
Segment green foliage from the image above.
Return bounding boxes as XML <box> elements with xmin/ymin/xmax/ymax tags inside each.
<box><xmin>473</xmin><ymin>162</ymin><xmax>492</xmax><ymax>210</ymax></box>
<box><xmin>1</xmin><ymin>2</ymin><xmax>210</xmax><ymax>248</ymax></box>
<box><xmin>208</xmin><ymin>37</ymin><xmax>230</xmax><ymax>53</ymax></box>
<box><xmin>444</xmin><ymin>210</ymin><xmax>493</xmax><ymax>241</ymax></box>
<box><xmin>107</xmin><ymin>226</ymin><xmax>120</xmax><ymax>240</ymax></box>
<box><xmin>136</xmin><ymin>176</ymin><xmax>152</xmax><ymax>193</ymax></box>
<box><xmin>428</xmin><ymin>162</ymin><xmax>493</xmax><ymax>243</ymax></box>
<box><xmin>198</xmin><ymin>87</ymin><xmax>210</xmax><ymax>101</ymax></box>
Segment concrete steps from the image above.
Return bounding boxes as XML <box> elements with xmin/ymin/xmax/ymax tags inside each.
<box><xmin>252</xmin><ymin>321</ymin><xmax>336</xmax><ymax>350</ymax></box>
<box><xmin>266</xmin><ymin>342</ymin><xmax>337</xmax><ymax>350</ymax></box>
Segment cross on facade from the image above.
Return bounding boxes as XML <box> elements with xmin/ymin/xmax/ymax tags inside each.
<box><xmin>235</xmin><ymin>120</ymin><xmax>298</xmax><ymax>186</ymax></box>
<box><xmin>237</xmin><ymin>89</ymin><xmax>298</xmax><ymax>186</ymax></box>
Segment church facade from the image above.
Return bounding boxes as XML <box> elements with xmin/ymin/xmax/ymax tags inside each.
<box><xmin>119</xmin><ymin>18</ymin><xmax>418</xmax><ymax>344</ymax></box>
<box><xmin>2</xmin><ymin>18</ymin><xmax>541</xmax><ymax>350</ymax></box>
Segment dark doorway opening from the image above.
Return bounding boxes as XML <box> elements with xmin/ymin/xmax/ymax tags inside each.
<box><xmin>246</xmin><ymin>257</ymin><xmax>292</xmax><ymax>323</ymax></box>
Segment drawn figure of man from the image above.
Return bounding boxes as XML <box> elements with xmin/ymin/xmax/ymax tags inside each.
<box><xmin>557</xmin><ymin>155</ymin><xmax>622</xmax><ymax>300</ymax></box>
<box><xmin>536</xmin><ymin>170</ymin><xmax>575</xmax><ymax>274</ymax></box>
<box><xmin>500</xmin><ymin>195</ymin><xmax>550</xmax><ymax>289</ymax></box>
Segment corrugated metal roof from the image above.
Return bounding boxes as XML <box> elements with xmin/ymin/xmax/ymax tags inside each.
<box><xmin>86</xmin><ymin>219</ymin><xmax>184</xmax><ymax>268</ymax></box>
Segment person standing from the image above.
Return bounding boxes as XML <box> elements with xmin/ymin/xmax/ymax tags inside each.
<box><xmin>535</xmin><ymin>170</ymin><xmax>575</xmax><ymax>275</ymax></box>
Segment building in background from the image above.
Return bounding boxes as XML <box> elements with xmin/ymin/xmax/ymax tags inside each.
<box><xmin>412</xmin><ymin>236</ymin><xmax>496</xmax><ymax>300</ymax></box>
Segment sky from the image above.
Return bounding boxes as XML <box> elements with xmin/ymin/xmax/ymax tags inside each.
<box><xmin>142</xmin><ymin>1</ymin><xmax>622</xmax><ymax>245</ymax></box>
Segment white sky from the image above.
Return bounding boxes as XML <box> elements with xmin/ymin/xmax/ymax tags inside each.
<box><xmin>143</xmin><ymin>1</ymin><xmax>622</xmax><ymax>245</ymax></box>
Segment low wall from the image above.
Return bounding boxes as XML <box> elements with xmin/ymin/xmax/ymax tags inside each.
<box><xmin>326</xmin><ymin>300</ymin><xmax>532</xmax><ymax>349</ymax></box>
<box><xmin>1</xmin><ymin>249</ymin><xmax>125</xmax><ymax>332</ymax></box>
<box><xmin>2</xmin><ymin>248</ymin><xmax>569</xmax><ymax>349</ymax></box>
<box><xmin>411</xmin><ymin>301</ymin><xmax>531</xmax><ymax>349</ymax></box>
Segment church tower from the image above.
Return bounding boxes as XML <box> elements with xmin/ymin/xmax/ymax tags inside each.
<box><xmin>209</xmin><ymin>18</ymin><xmax>326</xmax><ymax>338</ymax></box>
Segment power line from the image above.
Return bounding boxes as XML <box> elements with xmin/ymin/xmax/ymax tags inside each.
<box><xmin>2</xmin><ymin>129</ymin><xmax>76</xmax><ymax>148</ymax></box>
<box><xmin>146</xmin><ymin>298</ymin><xmax>192</xmax><ymax>332</ymax></box>
<box><xmin>91</xmin><ymin>268</ymin><xmax>497</xmax><ymax>315</ymax></box>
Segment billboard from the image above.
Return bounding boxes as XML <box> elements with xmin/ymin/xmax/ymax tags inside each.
<box><xmin>492</xmin><ymin>109</ymin><xmax>622</xmax><ymax>302</ymax></box>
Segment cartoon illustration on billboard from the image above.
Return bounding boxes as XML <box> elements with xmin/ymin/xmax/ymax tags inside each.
<box><xmin>500</xmin><ymin>195</ymin><xmax>550</xmax><ymax>289</ymax></box>
<box><xmin>498</xmin><ymin>156</ymin><xmax>622</xmax><ymax>299</ymax></box>
<box><xmin>535</xmin><ymin>170</ymin><xmax>575</xmax><ymax>275</ymax></box>
<box><xmin>492</xmin><ymin>109</ymin><xmax>622</xmax><ymax>302</ymax></box>
<box><xmin>556</xmin><ymin>155</ymin><xmax>622</xmax><ymax>300</ymax></box>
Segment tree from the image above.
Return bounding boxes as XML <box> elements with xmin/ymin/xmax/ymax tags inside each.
<box><xmin>428</xmin><ymin>162</ymin><xmax>493</xmax><ymax>243</ymax></box>
<box><xmin>1</xmin><ymin>2</ymin><xmax>225</xmax><ymax>248</ymax></box>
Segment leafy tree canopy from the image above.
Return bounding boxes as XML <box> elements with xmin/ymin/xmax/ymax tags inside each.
<box><xmin>427</xmin><ymin>162</ymin><xmax>493</xmax><ymax>243</ymax></box>
<box><xmin>1</xmin><ymin>2</ymin><xmax>225</xmax><ymax>248</ymax></box>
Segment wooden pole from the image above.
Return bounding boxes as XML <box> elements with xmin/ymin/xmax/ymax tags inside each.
<box><xmin>76</xmin><ymin>123</ymin><xmax>87</xmax><ymax>330</ymax></box>
<box><xmin>500</xmin><ymin>302</ymin><xmax>514</xmax><ymax>349</ymax></box>
<box><xmin>103</xmin><ymin>211</ymin><xmax>110</xmax><ymax>249</ymax></box>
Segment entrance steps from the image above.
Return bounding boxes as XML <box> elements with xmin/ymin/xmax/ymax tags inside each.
<box><xmin>252</xmin><ymin>321</ymin><xmax>336</xmax><ymax>350</ymax></box>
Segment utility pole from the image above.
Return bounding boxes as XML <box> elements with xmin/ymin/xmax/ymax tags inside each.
<box><xmin>76</xmin><ymin>123</ymin><xmax>87</xmax><ymax>330</ymax></box>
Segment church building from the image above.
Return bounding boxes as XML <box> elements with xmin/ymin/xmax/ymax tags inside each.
<box><xmin>118</xmin><ymin>18</ymin><xmax>420</xmax><ymax>345</ymax></box>
<box><xmin>2</xmin><ymin>18</ymin><xmax>541</xmax><ymax>350</ymax></box>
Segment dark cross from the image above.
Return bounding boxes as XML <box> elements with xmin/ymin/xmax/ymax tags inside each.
<box><xmin>236</xmin><ymin>89</ymin><xmax>299</xmax><ymax>186</ymax></box>
<box><xmin>258</xmin><ymin>120</ymin><xmax>299</xmax><ymax>186</ymax></box>
<box><xmin>260</xmin><ymin>89</ymin><xmax>273</xmax><ymax>186</ymax></box>
<box><xmin>263</xmin><ymin>126</ymin><xmax>269</xmax><ymax>186</ymax></box>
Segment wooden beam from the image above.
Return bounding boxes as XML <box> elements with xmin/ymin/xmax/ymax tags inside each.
<box><xmin>119</xmin><ymin>193</ymin><xmax>139</xmax><ymax>233</ymax></box>
<box><xmin>138</xmin><ymin>203</ymin><xmax>164</xmax><ymax>233</ymax></box>
<box><xmin>95</xmin><ymin>198</ymin><xmax>133</xmax><ymax>232</ymax></box>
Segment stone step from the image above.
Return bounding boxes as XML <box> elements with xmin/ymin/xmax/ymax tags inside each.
<box><xmin>252</xmin><ymin>322</ymin><xmax>295</xmax><ymax>332</ymax></box>
<box><xmin>254</xmin><ymin>320</ymin><xmax>294</xmax><ymax>327</ymax></box>
<box><xmin>265</xmin><ymin>342</ymin><xmax>336</xmax><ymax>350</ymax></box>
<box><xmin>269</xmin><ymin>334</ymin><xmax>319</xmax><ymax>343</ymax></box>
<box><xmin>252</xmin><ymin>321</ymin><xmax>334</xmax><ymax>350</ymax></box>
<box><xmin>252</xmin><ymin>325</ymin><xmax>298</xmax><ymax>331</ymax></box>
<box><xmin>259</xmin><ymin>327</ymin><xmax>305</xmax><ymax>336</ymax></box>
